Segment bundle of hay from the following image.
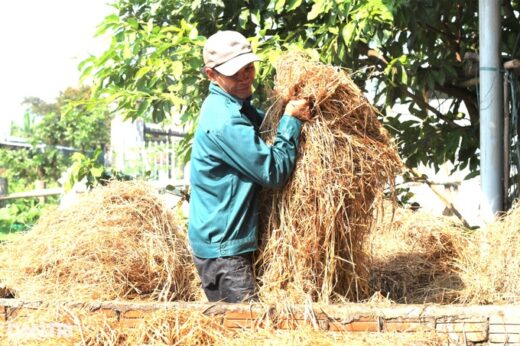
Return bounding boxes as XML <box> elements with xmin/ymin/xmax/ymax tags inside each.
<box><xmin>0</xmin><ymin>180</ymin><xmax>195</xmax><ymax>302</ymax></box>
<box><xmin>457</xmin><ymin>202</ymin><xmax>520</xmax><ymax>304</ymax></box>
<box><xmin>81</xmin><ymin>315</ymin><xmax>448</xmax><ymax>346</ymax></box>
<box><xmin>256</xmin><ymin>52</ymin><xmax>403</xmax><ymax>303</ymax></box>
<box><xmin>367</xmin><ymin>206</ymin><xmax>469</xmax><ymax>304</ymax></box>
<box><xmin>76</xmin><ymin>309</ymin><xmax>231</xmax><ymax>346</ymax></box>
<box><xmin>3</xmin><ymin>304</ymin><xmax>448</xmax><ymax>346</ymax></box>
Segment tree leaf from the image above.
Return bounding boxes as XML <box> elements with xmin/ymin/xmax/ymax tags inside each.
<box><xmin>287</xmin><ymin>0</ymin><xmax>302</xmax><ymax>12</ymax></box>
<box><xmin>135</xmin><ymin>66</ymin><xmax>151</xmax><ymax>80</ymax></box>
<box><xmin>341</xmin><ymin>22</ymin><xmax>356</xmax><ymax>45</ymax></box>
<box><xmin>170</xmin><ymin>61</ymin><xmax>183</xmax><ymax>79</ymax></box>
<box><xmin>137</xmin><ymin>98</ymin><xmax>151</xmax><ymax>118</ymax></box>
<box><xmin>275</xmin><ymin>0</ymin><xmax>286</xmax><ymax>13</ymax></box>
<box><xmin>251</xmin><ymin>10</ymin><xmax>261</xmax><ymax>26</ymax></box>
<box><xmin>91</xmin><ymin>166</ymin><xmax>104</xmax><ymax>178</ymax></box>
<box><xmin>308</xmin><ymin>0</ymin><xmax>325</xmax><ymax>20</ymax></box>
<box><xmin>127</xmin><ymin>18</ymin><xmax>139</xmax><ymax>30</ymax></box>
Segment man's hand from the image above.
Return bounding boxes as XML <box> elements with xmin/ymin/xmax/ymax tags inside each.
<box><xmin>284</xmin><ymin>99</ymin><xmax>312</xmax><ymax>122</ymax></box>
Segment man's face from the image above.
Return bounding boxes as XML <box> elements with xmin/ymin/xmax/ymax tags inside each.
<box><xmin>207</xmin><ymin>63</ymin><xmax>256</xmax><ymax>100</ymax></box>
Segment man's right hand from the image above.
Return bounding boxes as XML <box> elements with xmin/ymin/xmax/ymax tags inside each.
<box><xmin>284</xmin><ymin>99</ymin><xmax>312</xmax><ymax>122</ymax></box>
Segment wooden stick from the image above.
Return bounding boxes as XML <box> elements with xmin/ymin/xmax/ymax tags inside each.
<box><xmin>409</xmin><ymin>168</ymin><xmax>472</xmax><ymax>228</ymax></box>
<box><xmin>504</xmin><ymin>59</ymin><xmax>520</xmax><ymax>70</ymax></box>
<box><xmin>0</xmin><ymin>187</ymin><xmax>63</xmax><ymax>201</ymax></box>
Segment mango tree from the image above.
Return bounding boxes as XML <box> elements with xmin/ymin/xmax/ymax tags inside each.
<box><xmin>81</xmin><ymin>0</ymin><xmax>520</xmax><ymax>174</ymax></box>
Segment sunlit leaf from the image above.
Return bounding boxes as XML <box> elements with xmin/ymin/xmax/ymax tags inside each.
<box><xmin>287</xmin><ymin>0</ymin><xmax>302</xmax><ymax>12</ymax></box>
<box><xmin>274</xmin><ymin>0</ymin><xmax>285</xmax><ymax>13</ymax></box>
<box><xmin>308</xmin><ymin>0</ymin><xmax>325</xmax><ymax>20</ymax></box>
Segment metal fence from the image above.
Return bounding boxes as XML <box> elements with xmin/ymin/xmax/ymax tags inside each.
<box><xmin>109</xmin><ymin>119</ymin><xmax>187</xmax><ymax>186</ymax></box>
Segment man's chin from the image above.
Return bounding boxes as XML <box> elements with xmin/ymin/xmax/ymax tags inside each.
<box><xmin>236</xmin><ymin>90</ymin><xmax>253</xmax><ymax>100</ymax></box>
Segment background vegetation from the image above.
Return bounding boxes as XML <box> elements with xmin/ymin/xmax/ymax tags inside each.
<box><xmin>0</xmin><ymin>86</ymin><xmax>110</xmax><ymax>235</ymax></box>
<box><xmin>81</xmin><ymin>0</ymin><xmax>520</xmax><ymax>175</ymax></box>
<box><xmin>2</xmin><ymin>0</ymin><xmax>520</xmax><ymax>232</ymax></box>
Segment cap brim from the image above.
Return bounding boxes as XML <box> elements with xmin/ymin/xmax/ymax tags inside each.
<box><xmin>214</xmin><ymin>53</ymin><xmax>260</xmax><ymax>76</ymax></box>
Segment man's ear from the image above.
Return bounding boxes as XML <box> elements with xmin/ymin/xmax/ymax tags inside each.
<box><xmin>205</xmin><ymin>68</ymin><xmax>218</xmax><ymax>82</ymax></box>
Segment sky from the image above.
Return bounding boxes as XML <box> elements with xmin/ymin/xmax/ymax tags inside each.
<box><xmin>0</xmin><ymin>0</ymin><xmax>113</xmax><ymax>137</ymax></box>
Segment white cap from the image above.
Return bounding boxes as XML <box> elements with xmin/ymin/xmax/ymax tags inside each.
<box><xmin>203</xmin><ymin>31</ymin><xmax>260</xmax><ymax>76</ymax></box>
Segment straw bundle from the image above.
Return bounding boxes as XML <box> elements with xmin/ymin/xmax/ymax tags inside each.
<box><xmin>81</xmin><ymin>318</ymin><xmax>447</xmax><ymax>346</ymax></box>
<box><xmin>78</xmin><ymin>310</ymin><xmax>231</xmax><ymax>346</ymax></box>
<box><xmin>457</xmin><ymin>202</ymin><xmax>520</xmax><ymax>304</ymax></box>
<box><xmin>0</xmin><ymin>180</ymin><xmax>195</xmax><ymax>302</ymax></box>
<box><xmin>0</xmin><ymin>306</ymin><xmax>231</xmax><ymax>346</ymax></box>
<box><xmin>1</xmin><ymin>306</ymin><xmax>448</xmax><ymax>346</ymax></box>
<box><xmin>367</xmin><ymin>206</ymin><xmax>469</xmax><ymax>304</ymax></box>
<box><xmin>256</xmin><ymin>52</ymin><xmax>403</xmax><ymax>303</ymax></box>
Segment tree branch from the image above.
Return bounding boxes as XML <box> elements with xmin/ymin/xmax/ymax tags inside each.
<box><xmin>435</xmin><ymin>83</ymin><xmax>479</xmax><ymax>125</ymax></box>
<box><xmin>502</xmin><ymin>0</ymin><xmax>516</xmax><ymax>20</ymax></box>
<box><xmin>357</xmin><ymin>41</ymin><xmax>469</xmax><ymax>129</ymax></box>
<box><xmin>419</xmin><ymin>21</ymin><xmax>461</xmax><ymax>60</ymax></box>
<box><xmin>418</xmin><ymin>22</ymin><xmax>458</xmax><ymax>42</ymax></box>
<box><xmin>398</xmin><ymin>86</ymin><xmax>462</xmax><ymax>128</ymax></box>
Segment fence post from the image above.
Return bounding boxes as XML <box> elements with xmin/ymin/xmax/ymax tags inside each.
<box><xmin>35</xmin><ymin>180</ymin><xmax>45</xmax><ymax>204</ymax></box>
<box><xmin>0</xmin><ymin>177</ymin><xmax>7</xmax><ymax>208</ymax></box>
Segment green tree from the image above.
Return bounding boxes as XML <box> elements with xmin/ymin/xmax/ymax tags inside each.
<box><xmin>0</xmin><ymin>86</ymin><xmax>111</xmax><ymax>232</ymax></box>
<box><xmin>1</xmin><ymin>86</ymin><xmax>110</xmax><ymax>184</ymax></box>
<box><xmin>82</xmin><ymin>0</ymin><xmax>520</xmax><ymax>174</ymax></box>
<box><xmin>23</xmin><ymin>86</ymin><xmax>110</xmax><ymax>152</ymax></box>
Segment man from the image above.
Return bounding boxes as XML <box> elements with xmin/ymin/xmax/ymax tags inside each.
<box><xmin>188</xmin><ymin>30</ymin><xmax>311</xmax><ymax>303</ymax></box>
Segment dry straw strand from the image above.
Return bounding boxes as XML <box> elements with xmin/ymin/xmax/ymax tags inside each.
<box><xmin>256</xmin><ymin>52</ymin><xmax>403</xmax><ymax>303</ymax></box>
<box><xmin>457</xmin><ymin>202</ymin><xmax>520</xmax><ymax>304</ymax></box>
<box><xmin>0</xmin><ymin>305</ymin><xmax>448</xmax><ymax>346</ymax></box>
<box><xmin>367</xmin><ymin>205</ymin><xmax>469</xmax><ymax>304</ymax></box>
<box><xmin>0</xmin><ymin>180</ymin><xmax>196</xmax><ymax>302</ymax></box>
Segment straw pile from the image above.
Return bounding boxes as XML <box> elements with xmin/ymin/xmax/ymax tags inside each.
<box><xmin>74</xmin><ymin>309</ymin><xmax>231</xmax><ymax>346</ymax></box>
<box><xmin>1</xmin><ymin>306</ymin><xmax>448</xmax><ymax>346</ymax></box>
<box><xmin>0</xmin><ymin>180</ymin><xmax>195</xmax><ymax>302</ymax></box>
<box><xmin>367</xmin><ymin>206</ymin><xmax>469</xmax><ymax>304</ymax></box>
<box><xmin>256</xmin><ymin>52</ymin><xmax>403</xmax><ymax>303</ymax></box>
<box><xmin>457</xmin><ymin>202</ymin><xmax>520</xmax><ymax>304</ymax></box>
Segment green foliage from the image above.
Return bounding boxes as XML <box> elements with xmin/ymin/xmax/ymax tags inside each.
<box><xmin>0</xmin><ymin>86</ymin><xmax>111</xmax><ymax>231</ymax></box>
<box><xmin>0</xmin><ymin>145</ymin><xmax>60</xmax><ymax>234</ymax></box>
<box><xmin>24</xmin><ymin>86</ymin><xmax>111</xmax><ymax>152</ymax></box>
<box><xmin>3</xmin><ymin>86</ymin><xmax>111</xmax><ymax>184</ymax></box>
<box><xmin>64</xmin><ymin>149</ymin><xmax>105</xmax><ymax>191</ymax></box>
<box><xmin>80</xmin><ymin>1</ymin><xmax>210</xmax><ymax>159</ymax></box>
<box><xmin>64</xmin><ymin>149</ymin><xmax>134</xmax><ymax>192</ymax></box>
<box><xmin>82</xmin><ymin>0</ymin><xmax>520</xmax><ymax>175</ymax></box>
<box><xmin>0</xmin><ymin>200</ymin><xmax>43</xmax><ymax>235</ymax></box>
<box><xmin>5</xmin><ymin>113</ymin><xmax>69</xmax><ymax>184</ymax></box>
<box><xmin>0</xmin><ymin>149</ymin><xmax>44</xmax><ymax>188</ymax></box>
<box><xmin>58</xmin><ymin>87</ymin><xmax>111</xmax><ymax>152</ymax></box>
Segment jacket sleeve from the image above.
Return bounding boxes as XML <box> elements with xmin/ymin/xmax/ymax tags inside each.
<box><xmin>211</xmin><ymin>114</ymin><xmax>302</xmax><ymax>189</ymax></box>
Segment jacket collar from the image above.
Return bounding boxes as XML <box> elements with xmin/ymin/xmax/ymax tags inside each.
<box><xmin>209</xmin><ymin>82</ymin><xmax>252</xmax><ymax>107</ymax></box>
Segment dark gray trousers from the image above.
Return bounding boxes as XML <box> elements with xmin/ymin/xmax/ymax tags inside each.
<box><xmin>193</xmin><ymin>252</ymin><xmax>257</xmax><ymax>303</ymax></box>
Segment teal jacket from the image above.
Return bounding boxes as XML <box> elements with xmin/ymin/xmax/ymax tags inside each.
<box><xmin>188</xmin><ymin>83</ymin><xmax>302</xmax><ymax>258</ymax></box>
